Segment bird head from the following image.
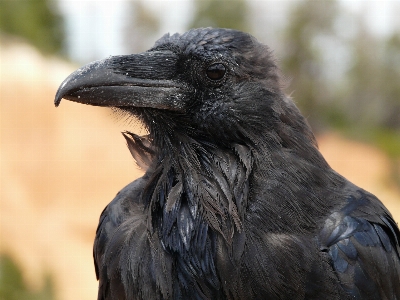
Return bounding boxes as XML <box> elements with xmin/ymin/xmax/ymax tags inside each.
<box><xmin>56</xmin><ymin>29</ymin><xmax>286</xmax><ymax>142</ymax></box>
<box><xmin>55</xmin><ymin>28</ymin><xmax>317</xmax><ymax>160</ymax></box>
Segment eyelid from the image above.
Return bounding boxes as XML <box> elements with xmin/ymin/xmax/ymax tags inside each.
<box><xmin>206</xmin><ymin>63</ymin><xmax>226</xmax><ymax>80</ymax></box>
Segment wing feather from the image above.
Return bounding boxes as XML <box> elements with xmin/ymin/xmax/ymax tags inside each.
<box><xmin>319</xmin><ymin>191</ymin><xmax>400</xmax><ymax>299</ymax></box>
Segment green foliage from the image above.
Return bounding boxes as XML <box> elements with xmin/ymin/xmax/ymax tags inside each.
<box><xmin>345</xmin><ymin>23</ymin><xmax>386</xmax><ymax>128</ymax></box>
<box><xmin>321</xmin><ymin>102</ymin><xmax>350</xmax><ymax>130</ymax></box>
<box><xmin>0</xmin><ymin>0</ymin><xmax>64</xmax><ymax>54</ymax></box>
<box><xmin>281</xmin><ymin>0</ymin><xmax>339</xmax><ymax>127</ymax></box>
<box><xmin>280</xmin><ymin>0</ymin><xmax>400</xmax><ymax>161</ymax></box>
<box><xmin>340</xmin><ymin>22</ymin><xmax>400</xmax><ymax>160</ymax></box>
<box><xmin>188</xmin><ymin>0</ymin><xmax>249</xmax><ymax>32</ymax></box>
<box><xmin>0</xmin><ymin>254</ymin><xmax>56</xmax><ymax>300</ymax></box>
<box><xmin>369</xmin><ymin>129</ymin><xmax>400</xmax><ymax>159</ymax></box>
<box><xmin>380</xmin><ymin>33</ymin><xmax>400</xmax><ymax>129</ymax></box>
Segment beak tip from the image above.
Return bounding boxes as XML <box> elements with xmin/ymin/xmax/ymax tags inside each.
<box><xmin>54</xmin><ymin>90</ymin><xmax>63</xmax><ymax>107</ymax></box>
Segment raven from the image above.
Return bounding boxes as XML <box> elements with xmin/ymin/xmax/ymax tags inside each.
<box><xmin>55</xmin><ymin>28</ymin><xmax>400</xmax><ymax>299</ymax></box>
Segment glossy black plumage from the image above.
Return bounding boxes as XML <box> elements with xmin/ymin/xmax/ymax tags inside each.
<box><xmin>55</xmin><ymin>28</ymin><xmax>400</xmax><ymax>299</ymax></box>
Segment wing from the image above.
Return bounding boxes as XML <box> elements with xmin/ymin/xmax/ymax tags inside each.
<box><xmin>319</xmin><ymin>191</ymin><xmax>400</xmax><ymax>299</ymax></box>
<box><xmin>94</xmin><ymin>176</ymin><xmax>176</xmax><ymax>300</ymax></box>
<box><xmin>93</xmin><ymin>178</ymin><xmax>144</xmax><ymax>300</ymax></box>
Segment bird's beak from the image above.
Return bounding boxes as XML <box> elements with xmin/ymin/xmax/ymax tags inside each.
<box><xmin>54</xmin><ymin>50</ymin><xmax>187</xmax><ymax>110</ymax></box>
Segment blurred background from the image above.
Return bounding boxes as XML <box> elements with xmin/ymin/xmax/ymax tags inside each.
<box><xmin>1</xmin><ymin>0</ymin><xmax>400</xmax><ymax>299</ymax></box>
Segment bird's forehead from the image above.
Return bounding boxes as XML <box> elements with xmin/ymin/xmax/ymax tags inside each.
<box><xmin>153</xmin><ymin>28</ymin><xmax>249</xmax><ymax>58</ymax></box>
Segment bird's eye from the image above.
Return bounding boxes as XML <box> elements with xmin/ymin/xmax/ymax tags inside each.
<box><xmin>206</xmin><ymin>63</ymin><xmax>226</xmax><ymax>80</ymax></box>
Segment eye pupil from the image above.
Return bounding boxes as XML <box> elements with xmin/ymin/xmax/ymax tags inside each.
<box><xmin>206</xmin><ymin>63</ymin><xmax>226</xmax><ymax>80</ymax></box>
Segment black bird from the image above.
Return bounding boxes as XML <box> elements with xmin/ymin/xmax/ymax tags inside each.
<box><xmin>55</xmin><ymin>28</ymin><xmax>400</xmax><ymax>300</ymax></box>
